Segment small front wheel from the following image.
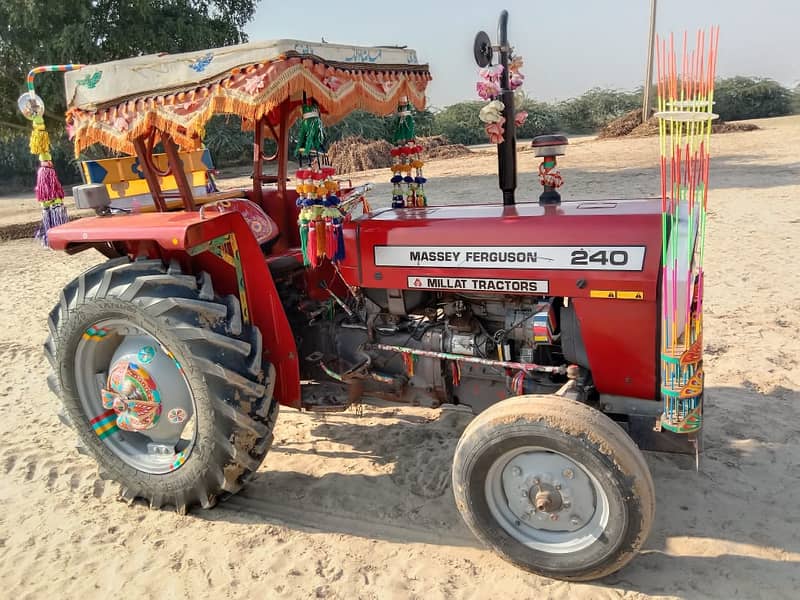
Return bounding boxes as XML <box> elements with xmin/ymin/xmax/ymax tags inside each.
<box><xmin>452</xmin><ymin>395</ymin><xmax>655</xmax><ymax>581</ymax></box>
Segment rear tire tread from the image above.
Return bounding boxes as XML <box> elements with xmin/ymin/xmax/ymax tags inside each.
<box><xmin>46</xmin><ymin>258</ymin><xmax>278</xmax><ymax>513</ymax></box>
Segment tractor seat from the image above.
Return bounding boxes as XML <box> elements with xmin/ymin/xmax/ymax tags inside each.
<box><xmin>199</xmin><ymin>198</ymin><xmax>279</xmax><ymax>246</ymax></box>
<box><xmin>266</xmin><ymin>252</ymin><xmax>304</xmax><ymax>276</ymax></box>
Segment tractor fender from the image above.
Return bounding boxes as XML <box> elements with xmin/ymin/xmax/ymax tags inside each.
<box><xmin>48</xmin><ymin>211</ymin><xmax>302</xmax><ymax>408</ymax></box>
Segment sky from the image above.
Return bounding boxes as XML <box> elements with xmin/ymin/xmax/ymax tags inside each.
<box><xmin>247</xmin><ymin>0</ymin><xmax>799</xmax><ymax>108</ymax></box>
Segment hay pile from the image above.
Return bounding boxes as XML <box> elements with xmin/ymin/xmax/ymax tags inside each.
<box><xmin>599</xmin><ymin>109</ymin><xmax>761</xmax><ymax>139</ymax></box>
<box><xmin>326</xmin><ymin>136</ymin><xmax>393</xmax><ymax>173</ymax></box>
<box><xmin>419</xmin><ymin>135</ymin><xmax>472</xmax><ymax>160</ymax></box>
<box><xmin>327</xmin><ymin>135</ymin><xmax>472</xmax><ymax>173</ymax></box>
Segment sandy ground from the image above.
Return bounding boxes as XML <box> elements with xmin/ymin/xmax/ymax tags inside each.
<box><xmin>1</xmin><ymin>116</ymin><xmax>799</xmax><ymax>599</ymax></box>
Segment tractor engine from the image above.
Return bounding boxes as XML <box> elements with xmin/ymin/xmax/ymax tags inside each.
<box><xmin>298</xmin><ymin>285</ymin><xmax>586</xmax><ymax>413</ymax></box>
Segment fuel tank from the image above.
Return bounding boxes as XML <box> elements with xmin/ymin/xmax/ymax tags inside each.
<box><xmin>338</xmin><ymin>199</ymin><xmax>664</xmax><ymax>400</ymax></box>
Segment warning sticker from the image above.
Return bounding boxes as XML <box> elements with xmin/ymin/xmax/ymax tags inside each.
<box><xmin>408</xmin><ymin>276</ymin><xmax>549</xmax><ymax>294</ymax></box>
<box><xmin>617</xmin><ymin>290</ymin><xmax>644</xmax><ymax>300</ymax></box>
<box><xmin>590</xmin><ymin>290</ymin><xmax>617</xmax><ymax>299</ymax></box>
<box><xmin>589</xmin><ymin>290</ymin><xmax>645</xmax><ymax>300</ymax></box>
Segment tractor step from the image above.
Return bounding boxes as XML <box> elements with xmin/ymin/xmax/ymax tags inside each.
<box><xmin>300</xmin><ymin>382</ymin><xmax>354</xmax><ymax>413</ymax></box>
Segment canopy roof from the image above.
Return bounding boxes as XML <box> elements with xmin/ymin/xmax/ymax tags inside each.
<box><xmin>65</xmin><ymin>39</ymin><xmax>431</xmax><ymax>155</ymax></box>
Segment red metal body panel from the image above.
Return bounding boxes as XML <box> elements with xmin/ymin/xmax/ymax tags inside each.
<box><xmin>339</xmin><ymin>199</ymin><xmax>663</xmax><ymax>400</ymax></box>
<box><xmin>48</xmin><ymin>211</ymin><xmax>302</xmax><ymax>408</ymax></box>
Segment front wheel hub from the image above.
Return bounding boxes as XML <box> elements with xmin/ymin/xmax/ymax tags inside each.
<box><xmin>485</xmin><ymin>447</ymin><xmax>610</xmax><ymax>549</ymax></box>
<box><xmin>531</xmin><ymin>483</ymin><xmax>563</xmax><ymax>513</ymax></box>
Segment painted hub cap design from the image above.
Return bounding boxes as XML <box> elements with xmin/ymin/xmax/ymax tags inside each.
<box><xmin>101</xmin><ymin>360</ymin><xmax>162</xmax><ymax>431</ymax></box>
<box><xmin>137</xmin><ymin>345</ymin><xmax>156</xmax><ymax>364</ymax></box>
<box><xmin>74</xmin><ymin>324</ymin><xmax>196</xmax><ymax>475</ymax></box>
<box><xmin>167</xmin><ymin>407</ymin><xmax>187</xmax><ymax>424</ymax></box>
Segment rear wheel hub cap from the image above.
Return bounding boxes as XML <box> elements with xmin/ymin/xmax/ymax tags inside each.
<box><xmin>102</xmin><ymin>358</ymin><xmax>162</xmax><ymax>431</ymax></box>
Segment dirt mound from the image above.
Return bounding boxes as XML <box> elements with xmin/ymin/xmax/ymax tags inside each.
<box><xmin>597</xmin><ymin>109</ymin><xmax>649</xmax><ymax>139</ymax></box>
<box><xmin>0</xmin><ymin>221</ymin><xmax>40</xmax><ymax>241</ymax></box>
<box><xmin>712</xmin><ymin>121</ymin><xmax>761</xmax><ymax>134</ymax></box>
<box><xmin>327</xmin><ymin>135</ymin><xmax>472</xmax><ymax>173</ymax></box>
<box><xmin>423</xmin><ymin>143</ymin><xmax>472</xmax><ymax>160</ymax></box>
<box><xmin>599</xmin><ymin>109</ymin><xmax>761</xmax><ymax>139</ymax></box>
<box><xmin>418</xmin><ymin>135</ymin><xmax>449</xmax><ymax>150</ymax></box>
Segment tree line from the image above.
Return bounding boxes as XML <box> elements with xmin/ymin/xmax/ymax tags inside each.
<box><xmin>1</xmin><ymin>1</ymin><xmax>797</xmax><ymax>184</ymax></box>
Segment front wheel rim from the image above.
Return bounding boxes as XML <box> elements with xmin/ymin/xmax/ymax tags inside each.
<box><xmin>74</xmin><ymin>317</ymin><xmax>197</xmax><ymax>475</ymax></box>
<box><xmin>484</xmin><ymin>446</ymin><xmax>611</xmax><ymax>554</ymax></box>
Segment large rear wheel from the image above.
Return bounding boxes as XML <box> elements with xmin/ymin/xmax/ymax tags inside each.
<box><xmin>452</xmin><ymin>395</ymin><xmax>655</xmax><ymax>581</ymax></box>
<box><xmin>45</xmin><ymin>257</ymin><xmax>278</xmax><ymax>512</ymax></box>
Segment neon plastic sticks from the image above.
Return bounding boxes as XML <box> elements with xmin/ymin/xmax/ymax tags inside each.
<box><xmin>655</xmin><ymin>27</ymin><xmax>719</xmax><ymax>434</ymax></box>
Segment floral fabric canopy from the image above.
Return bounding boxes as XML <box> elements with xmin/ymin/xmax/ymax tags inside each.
<box><xmin>65</xmin><ymin>39</ymin><xmax>431</xmax><ymax>155</ymax></box>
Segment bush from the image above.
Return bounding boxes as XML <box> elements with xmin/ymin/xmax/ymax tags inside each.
<box><xmin>556</xmin><ymin>88</ymin><xmax>642</xmax><ymax>134</ymax></box>
<box><xmin>0</xmin><ymin>131</ymin><xmax>82</xmax><ymax>186</ymax></box>
<box><xmin>793</xmin><ymin>85</ymin><xmax>800</xmax><ymax>115</ymax></box>
<box><xmin>432</xmin><ymin>101</ymin><xmax>486</xmax><ymax>146</ymax></box>
<box><xmin>516</xmin><ymin>98</ymin><xmax>561</xmax><ymax>138</ymax></box>
<box><xmin>713</xmin><ymin>76</ymin><xmax>793</xmax><ymax>121</ymax></box>
<box><xmin>324</xmin><ymin>110</ymin><xmax>390</xmax><ymax>143</ymax></box>
<box><xmin>205</xmin><ymin>115</ymin><xmax>262</xmax><ymax>167</ymax></box>
<box><xmin>323</xmin><ymin>108</ymin><xmax>436</xmax><ymax>145</ymax></box>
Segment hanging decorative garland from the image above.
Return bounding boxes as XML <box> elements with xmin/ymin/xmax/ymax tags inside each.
<box><xmin>18</xmin><ymin>64</ymin><xmax>85</xmax><ymax>245</ymax></box>
<box><xmin>389</xmin><ymin>97</ymin><xmax>426</xmax><ymax>208</ymax></box>
<box><xmin>476</xmin><ymin>56</ymin><xmax>528</xmax><ymax>143</ymax></box>
<box><xmin>294</xmin><ymin>99</ymin><xmax>344</xmax><ymax>266</ymax></box>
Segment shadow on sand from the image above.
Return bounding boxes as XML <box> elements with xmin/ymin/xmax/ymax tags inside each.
<box><xmin>199</xmin><ymin>385</ymin><xmax>799</xmax><ymax>598</ymax></box>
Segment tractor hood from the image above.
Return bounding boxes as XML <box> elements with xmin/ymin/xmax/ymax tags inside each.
<box><xmin>339</xmin><ymin>199</ymin><xmax>663</xmax><ymax>301</ymax></box>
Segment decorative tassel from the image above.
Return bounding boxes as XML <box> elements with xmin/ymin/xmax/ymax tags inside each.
<box><xmin>389</xmin><ymin>100</ymin><xmax>428</xmax><ymax>207</ymax></box>
<box><xmin>392</xmin><ymin>96</ymin><xmax>416</xmax><ymax>145</ymax></box>
<box><xmin>19</xmin><ymin>68</ymin><xmax>86</xmax><ymax>247</ymax></box>
<box><xmin>315</xmin><ymin>219</ymin><xmax>326</xmax><ymax>258</ymax></box>
<box><xmin>402</xmin><ymin>352</ymin><xmax>415</xmax><ymax>377</ymax></box>
<box><xmin>325</xmin><ymin>213</ymin><xmax>336</xmax><ymax>259</ymax></box>
<box><xmin>295</xmin><ymin>101</ymin><xmax>325</xmax><ymax>161</ymax></box>
<box><xmin>30</xmin><ymin>117</ymin><xmax>50</xmax><ymax>155</ymax></box>
<box><xmin>299</xmin><ymin>217</ymin><xmax>310</xmax><ymax>265</ymax></box>
<box><xmin>30</xmin><ymin>118</ymin><xmax>67</xmax><ymax>246</ymax></box>
<box><xmin>307</xmin><ymin>220</ymin><xmax>318</xmax><ymax>267</ymax></box>
<box><xmin>334</xmin><ymin>221</ymin><xmax>345</xmax><ymax>262</ymax></box>
<box><xmin>36</xmin><ymin>161</ymin><xmax>65</xmax><ymax>203</ymax></box>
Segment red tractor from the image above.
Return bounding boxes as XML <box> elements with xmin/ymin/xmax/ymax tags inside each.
<box><xmin>35</xmin><ymin>13</ymin><xmax>711</xmax><ymax>582</ymax></box>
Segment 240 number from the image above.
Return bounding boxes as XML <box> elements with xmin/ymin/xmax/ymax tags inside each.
<box><xmin>570</xmin><ymin>249</ymin><xmax>629</xmax><ymax>266</ymax></box>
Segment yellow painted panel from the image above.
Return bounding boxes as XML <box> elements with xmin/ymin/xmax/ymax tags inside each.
<box><xmin>104</xmin><ymin>171</ymin><xmax>206</xmax><ymax>199</ymax></box>
<box><xmin>82</xmin><ymin>149</ymin><xmax>209</xmax><ymax>185</ymax></box>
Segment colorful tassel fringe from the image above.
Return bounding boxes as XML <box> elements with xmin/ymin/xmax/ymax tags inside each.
<box><xmin>295</xmin><ymin>163</ymin><xmax>345</xmax><ymax>266</ymax></box>
<box><xmin>389</xmin><ymin>97</ymin><xmax>427</xmax><ymax>208</ymax></box>
<box><xmin>29</xmin><ymin>116</ymin><xmax>68</xmax><ymax>246</ymax></box>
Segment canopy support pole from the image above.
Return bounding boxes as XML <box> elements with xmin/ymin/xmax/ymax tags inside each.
<box><xmin>132</xmin><ymin>136</ymin><xmax>167</xmax><ymax>212</ymax></box>
<box><xmin>162</xmin><ymin>133</ymin><xmax>196</xmax><ymax>211</ymax></box>
<box><xmin>253</xmin><ymin>118</ymin><xmax>265</xmax><ymax>206</ymax></box>
<box><xmin>272</xmin><ymin>101</ymin><xmax>291</xmax><ymax>253</ymax></box>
